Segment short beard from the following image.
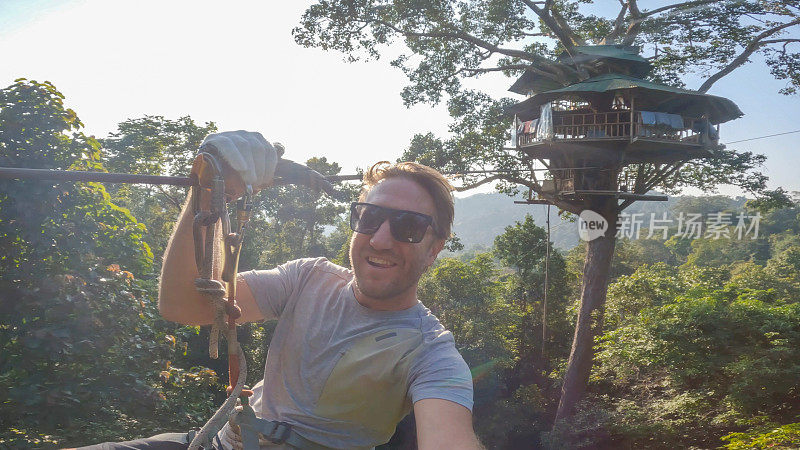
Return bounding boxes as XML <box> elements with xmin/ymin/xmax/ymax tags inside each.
<box><xmin>352</xmin><ymin>263</ymin><xmax>427</xmax><ymax>302</ymax></box>
<box><xmin>353</xmin><ymin>270</ymin><xmax>410</xmax><ymax>301</ymax></box>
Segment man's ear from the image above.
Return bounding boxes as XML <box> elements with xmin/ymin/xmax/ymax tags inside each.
<box><xmin>428</xmin><ymin>237</ymin><xmax>446</xmax><ymax>263</ymax></box>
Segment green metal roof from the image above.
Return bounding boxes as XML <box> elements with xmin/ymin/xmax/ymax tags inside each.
<box><xmin>508</xmin><ymin>69</ymin><xmax>566</xmax><ymax>95</ymax></box>
<box><xmin>546</xmin><ymin>73</ymin><xmax>699</xmax><ymax>95</ymax></box>
<box><xmin>560</xmin><ymin>45</ymin><xmax>649</xmax><ymax>65</ymax></box>
<box><xmin>560</xmin><ymin>45</ymin><xmax>652</xmax><ymax>78</ymax></box>
<box><xmin>508</xmin><ymin>73</ymin><xmax>743</xmax><ymax>124</ymax></box>
<box><xmin>509</xmin><ymin>45</ymin><xmax>653</xmax><ymax>95</ymax></box>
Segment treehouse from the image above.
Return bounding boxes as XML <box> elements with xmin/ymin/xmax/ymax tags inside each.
<box><xmin>507</xmin><ymin>45</ymin><xmax>743</xmax><ymax>200</ymax></box>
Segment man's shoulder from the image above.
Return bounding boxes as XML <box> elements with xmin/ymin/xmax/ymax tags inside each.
<box><xmin>284</xmin><ymin>257</ymin><xmax>353</xmax><ymax>282</ymax></box>
<box><xmin>415</xmin><ymin>305</ymin><xmax>462</xmax><ymax>357</ymax></box>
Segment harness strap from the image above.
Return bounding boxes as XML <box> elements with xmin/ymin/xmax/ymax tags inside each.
<box><xmin>232</xmin><ymin>401</ymin><xmax>335</xmax><ymax>450</ymax></box>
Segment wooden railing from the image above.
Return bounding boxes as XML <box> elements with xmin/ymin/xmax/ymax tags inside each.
<box><xmin>517</xmin><ymin>111</ymin><xmax>708</xmax><ymax>146</ymax></box>
<box><xmin>556</xmin><ymin>111</ymin><xmax>633</xmax><ymax>140</ymax></box>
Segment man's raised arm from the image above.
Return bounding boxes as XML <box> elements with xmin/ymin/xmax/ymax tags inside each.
<box><xmin>158</xmin><ymin>131</ymin><xmax>278</xmax><ymax>325</ymax></box>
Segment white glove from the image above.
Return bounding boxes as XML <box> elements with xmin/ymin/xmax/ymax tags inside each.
<box><xmin>200</xmin><ymin>130</ymin><xmax>279</xmax><ymax>192</ymax></box>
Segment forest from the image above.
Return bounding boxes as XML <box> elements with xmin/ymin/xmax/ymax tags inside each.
<box><xmin>1</xmin><ymin>78</ymin><xmax>799</xmax><ymax>449</ymax></box>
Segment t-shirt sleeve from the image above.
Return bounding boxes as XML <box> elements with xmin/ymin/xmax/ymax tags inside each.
<box><xmin>408</xmin><ymin>328</ymin><xmax>474</xmax><ymax>412</ymax></box>
<box><xmin>239</xmin><ymin>258</ymin><xmax>320</xmax><ymax>320</ymax></box>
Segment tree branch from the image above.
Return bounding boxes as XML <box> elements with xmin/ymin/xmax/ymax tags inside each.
<box><xmin>550</xmin><ymin>8</ymin><xmax>588</xmax><ymax>47</ymax></box>
<box><xmin>760</xmin><ymin>38</ymin><xmax>800</xmax><ymax>45</ymax></box>
<box><xmin>453</xmin><ymin>174</ymin><xmax>507</xmax><ymax>191</ymax></box>
<box><xmin>371</xmin><ymin>19</ymin><xmax>544</xmax><ymax>63</ymax></box>
<box><xmin>156</xmin><ymin>186</ymin><xmax>184</xmax><ymax>211</ymax></box>
<box><xmin>622</xmin><ymin>0</ymin><xmax>642</xmax><ymax>45</ymax></box>
<box><xmin>519</xmin><ymin>0</ymin><xmax>582</xmax><ymax>52</ymax></box>
<box><xmin>463</xmin><ymin>64</ymin><xmax>532</xmax><ymax>74</ymax></box>
<box><xmin>640</xmin><ymin>0</ymin><xmax>721</xmax><ymax>18</ymax></box>
<box><xmin>369</xmin><ymin>17</ymin><xmax>582</xmax><ymax>85</ymax></box>
<box><xmin>462</xmin><ymin>64</ymin><xmax>567</xmax><ymax>84</ymax></box>
<box><xmin>644</xmin><ymin>161</ymin><xmax>685</xmax><ymax>192</ymax></box>
<box><xmin>454</xmin><ymin>173</ymin><xmax>582</xmax><ymax>213</ymax></box>
<box><xmin>602</xmin><ymin>1</ymin><xmax>630</xmax><ymax>44</ymax></box>
<box><xmin>698</xmin><ymin>18</ymin><xmax>800</xmax><ymax>93</ymax></box>
<box><xmin>623</xmin><ymin>0</ymin><xmax>721</xmax><ymax>45</ymax></box>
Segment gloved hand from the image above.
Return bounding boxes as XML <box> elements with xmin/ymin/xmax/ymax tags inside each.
<box><xmin>199</xmin><ymin>130</ymin><xmax>279</xmax><ymax>194</ymax></box>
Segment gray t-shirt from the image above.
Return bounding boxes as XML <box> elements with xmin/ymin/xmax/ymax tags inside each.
<box><xmin>216</xmin><ymin>257</ymin><xmax>473</xmax><ymax>449</ymax></box>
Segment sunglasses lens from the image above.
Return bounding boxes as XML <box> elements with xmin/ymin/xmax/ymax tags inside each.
<box><xmin>390</xmin><ymin>212</ymin><xmax>430</xmax><ymax>243</ymax></box>
<box><xmin>351</xmin><ymin>203</ymin><xmax>383</xmax><ymax>234</ymax></box>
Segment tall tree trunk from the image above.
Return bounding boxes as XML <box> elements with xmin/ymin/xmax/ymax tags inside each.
<box><xmin>554</xmin><ymin>199</ymin><xmax>617</xmax><ymax>423</ymax></box>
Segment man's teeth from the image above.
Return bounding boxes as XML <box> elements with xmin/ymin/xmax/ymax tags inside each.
<box><xmin>368</xmin><ymin>257</ymin><xmax>394</xmax><ymax>266</ymax></box>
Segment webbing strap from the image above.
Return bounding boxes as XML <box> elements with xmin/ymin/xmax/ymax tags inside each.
<box><xmin>234</xmin><ymin>404</ymin><xmax>335</xmax><ymax>450</ymax></box>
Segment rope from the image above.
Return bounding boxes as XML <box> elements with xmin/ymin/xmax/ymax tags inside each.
<box><xmin>186</xmin><ymin>153</ymin><xmax>251</xmax><ymax>450</ymax></box>
<box><xmin>194</xmin><ymin>278</ymin><xmax>227</xmax><ymax>359</ymax></box>
<box><xmin>189</xmin><ymin>344</ymin><xmax>247</xmax><ymax>450</ymax></box>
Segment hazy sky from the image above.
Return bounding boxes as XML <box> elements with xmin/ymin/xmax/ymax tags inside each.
<box><xmin>2</xmin><ymin>0</ymin><xmax>798</xmax><ymax>197</ymax></box>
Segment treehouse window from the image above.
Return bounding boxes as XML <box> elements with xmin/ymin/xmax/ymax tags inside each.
<box><xmin>551</xmin><ymin>99</ymin><xmax>592</xmax><ymax>112</ymax></box>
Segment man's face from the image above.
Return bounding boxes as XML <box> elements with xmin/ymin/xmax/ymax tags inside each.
<box><xmin>349</xmin><ymin>177</ymin><xmax>445</xmax><ymax>310</ymax></box>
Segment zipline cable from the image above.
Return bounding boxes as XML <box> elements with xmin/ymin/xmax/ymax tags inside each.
<box><xmin>724</xmin><ymin>129</ymin><xmax>800</xmax><ymax>144</ymax></box>
<box><xmin>542</xmin><ymin>203</ymin><xmax>550</xmax><ymax>360</ymax></box>
<box><xmin>0</xmin><ymin>166</ymin><xmax>603</xmax><ymax>186</ymax></box>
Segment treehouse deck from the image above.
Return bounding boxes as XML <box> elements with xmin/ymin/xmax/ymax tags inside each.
<box><xmin>515</xmin><ymin>110</ymin><xmax>720</xmax><ymax>164</ymax></box>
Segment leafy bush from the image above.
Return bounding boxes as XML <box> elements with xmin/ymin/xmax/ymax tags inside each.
<box><xmin>592</xmin><ymin>261</ymin><xmax>800</xmax><ymax>448</ymax></box>
<box><xmin>722</xmin><ymin>422</ymin><xmax>800</xmax><ymax>449</ymax></box>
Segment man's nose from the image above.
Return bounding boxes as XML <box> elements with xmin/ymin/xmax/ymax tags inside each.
<box><xmin>369</xmin><ymin>219</ymin><xmax>394</xmax><ymax>250</ymax></box>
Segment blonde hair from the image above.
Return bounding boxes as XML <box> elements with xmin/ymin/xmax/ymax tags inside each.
<box><xmin>359</xmin><ymin>161</ymin><xmax>454</xmax><ymax>239</ymax></box>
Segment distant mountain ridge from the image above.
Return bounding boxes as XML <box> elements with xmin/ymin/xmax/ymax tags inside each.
<box><xmin>452</xmin><ymin>192</ymin><xmax>745</xmax><ymax>252</ymax></box>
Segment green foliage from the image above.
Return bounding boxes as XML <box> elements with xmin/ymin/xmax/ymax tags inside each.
<box><xmin>99</xmin><ymin>115</ymin><xmax>218</xmax><ymax>262</ymax></box>
<box><xmin>295</xmin><ymin>1</ymin><xmax>800</xmax><ymax>98</ymax></box>
<box><xmin>722</xmin><ymin>422</ymin><xmax>800</xmax><ymax>449</ymax></box>
<box><xmin>420</xmin><ymin>254</ymin><xmax>517</xmax><ymax>368</ymax></box>
<box><xmin>0</xmin><ymin>80</ymin><xmax>217</xmax><ymax>447</ymax></box>
<box><xmin>746</xmin><ymin>187</ymin><xmax>796</xmax><ymax>214</ymax></box>
<box><xmin>554</xmin><ymin>209</ymin><xmax>800</xmax><ymax>448</ymax></box>
<box><xmin>242</xmin><ymin>156</ymin><xmax>356</xmax><ymax>270</ymax></box>
<box><xmin>495</xmin><ymin>215</ymin><xmax>551</xmax><ymax>285</ymax></box>
<box><xmin>0</xmin><ymin>266</ymin><xmax>221</xmax><ymax>447</ymax></box>
<box><xmin>685</xmin><ymin>235</ymin><xmax>770</xmax><ymax>267</ymax></box>
<box><xmin>418</xmin><ymin>254</ymin><xmax>535</xmax><ymax>445</ymax></box>
<box><xmin>542</xmin><ymin>400</ymin><xmax>611</xmax><ymax>450</ymax></box>
<box><xmin>591</xmin><ymin>254</ymin><xmax>800</xmax><ymax>448</ymax></box>
<box><xmin>494</xmin><ymin>214</ymin><xmax>572</xmax><ymax>360</ymax></box>
<box><xmin>417</xmin><ymin>216</ymin><xmax>577</xmax><ymax>447</ymax></box>
<box><xmin>604</xmin><ymin>262</ymin><xmax>684</xmax><ymax>328</ymax></box>
<box><xmin>102</xmin><ymin>115</ymin><xmax>216</xmax><ymax>177</ymax></box>
<box><xmin>0</xmin><ymin>79</ymin><xmax>153</xmax><ymax>277</ymax></box>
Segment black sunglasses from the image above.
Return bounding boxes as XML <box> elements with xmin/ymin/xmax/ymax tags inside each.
<box><xmin>350</xmin><ymin>202</ymin><xmax>436</xmax><ymax>244</ymax></box>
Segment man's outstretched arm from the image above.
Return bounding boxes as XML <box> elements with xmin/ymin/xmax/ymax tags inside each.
<box><xmin>159</xmin><ymin>131</ymin><xmax>277</xmax><ymax>326</ymax></box>
<box><xmin>414</xmin><ymin>398</ymin><xmax>484</xmax><ymax>449</ymax></box>
<box><xmin>158</xmin><ymin>196</ymin><xmax>261</xmax><ymax>326</ymax></box>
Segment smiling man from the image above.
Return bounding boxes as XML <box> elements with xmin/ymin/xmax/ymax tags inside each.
<box><xmin>101</xmin><ymin>131</ymin><xmax>481</xmax><ymax>450</ymax></box>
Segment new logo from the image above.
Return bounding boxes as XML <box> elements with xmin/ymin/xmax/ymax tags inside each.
<box><xmin>578</xmin><ymin>210</ymin><xmax>608</xmax><ymax>241</ymax></box>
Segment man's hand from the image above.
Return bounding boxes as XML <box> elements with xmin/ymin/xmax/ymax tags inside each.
<box><xmin>198</xmin><ymin>130</ymin><xmax>279</xmax><ymax>200</ymax></box>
